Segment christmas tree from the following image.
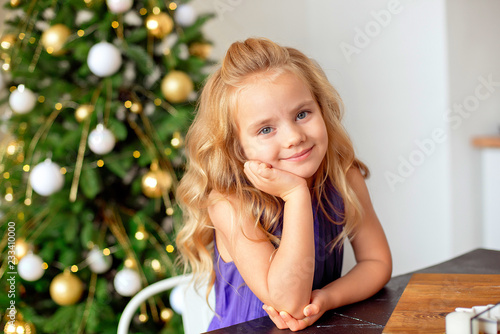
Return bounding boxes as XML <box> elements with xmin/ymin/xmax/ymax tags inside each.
<box><xmin>0</xmin><ymin>0</ymin><xmax>213</xmax><ymax>333</ymax></box>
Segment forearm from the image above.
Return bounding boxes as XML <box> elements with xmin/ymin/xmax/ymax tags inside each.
<box><xmin>266</xmin><ymin>186</ymin><xmax>315</xmax><ymax>317</ymax></box>
<box><xmin>321</xmin><ymin>258</ymin><xmax>392</xmax><ymax>311</ymax></box>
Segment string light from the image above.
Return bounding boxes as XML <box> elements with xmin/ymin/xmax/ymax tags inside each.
<box><xmin>6</xmin><ymin>142</ymin><xmax>17</xmax><ymax>155</ymax></box>
<box><xmin>151</xmin><ymin>259</ymin><xmax>161</xmax><ymax>272</ymax></box>
<box><xmin>171</xmin><ymin>132</ymin><xmax>183</xmax><ymax>148</ymax></box>
<box><xmin>133</xmin><ymin>150</ymin><xmax>141</xmax><ymax>158</ymax></box>
<box><xmin>71</xmin><ymin>265</ymin><xmax>79</xmax><ymax>272</ymax></box>
<box><xmin>161</xmin><ymin>308</ymin><xmax>174</xmax><ymax>322</ymax></box>
<box><xmin>135</xmin><ymin>230</ymin><xmax>145</xmax><ymax>240</ymax></box>
<box><xmin>23</xmin><ymin>164</ymin><xmax>30</xmax><ymax>172</ymax></box>
<box><xmin>166</xmin><ymin>244</ymin><xmax>174</xmax><ymax>253</ymax></box>
<box><xmin>169</xmin><ymin>2</ymin><xmax>177</xmax><ymax>10</ymax></box>
<box><xmin>97</xmin><ymin>159</ymin><xmax>104</xmax><ymax>167</ymax></box>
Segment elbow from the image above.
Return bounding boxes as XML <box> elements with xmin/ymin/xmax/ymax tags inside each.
<box><xmin>269</xmin><ymin>292</ymin><xmax>310</xmax><ymax>319</ymax></box>
<box><xmin>381</xmin><ymin>257</ymin><xmax>393</xmax><ymax>286</ymax></box>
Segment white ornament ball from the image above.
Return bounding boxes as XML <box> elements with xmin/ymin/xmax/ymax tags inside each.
<box><xmin>175</xmin><ymin>4</ymin><xmax>197</xmax><ymax>27</ymax></box>
<box><xmin>106</xmin><ymin>0</ymin><xmax>134</xmax><ymax>14</ymax></box>
<box><xmin>114</xmin><ymin>268</ymin><xmax>142</xmax><ymax>296</ymax></box>
<box><xmin>9</xmin><ymin>85</ymin><xmax>37</xmax><ymax>114</ymax></box>
<box><xmin>18</xmin><ymin>253</ymin><xmax>45</xmax><ymax>281</ymax></box>
<box><xmin>87</xmin><ymin>42</ymin><xmax>122</xmax><ymax>77</ymax></box>
<box><xmin>87</xmin><ymin>248</ymin><xmax>112</xmax><ymax>274</ymax></box>
<box><xmin>169</xmin><ymin>285</ymin><xmax>186</xmax><ymax>315</ymax></box>
<box><xmin>29</xmin><ymin>159</ymin><xmax>64</xmax><ymax>196</ymax></box>
<box><xmin>88</xmin><ymin>124</ymin><xmax>116</xmax><ymax>155</ymax></box>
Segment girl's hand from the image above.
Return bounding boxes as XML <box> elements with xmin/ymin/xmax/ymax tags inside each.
<box><xmin>243</xmin><ymin>160</ymin><xmax>307</xmax><ymax>200</ymax></box>
<box><xmin>263</xmin><ymin>289</ymin><xmax>326</xmax><ymax>331</ymax></box>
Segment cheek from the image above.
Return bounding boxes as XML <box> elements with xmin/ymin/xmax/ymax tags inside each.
<box><xmin>240</xmin><ymin>138</ymin><xmax>274</xmax><ymax>162</ymax></box>
<box><xmin>241</xmin><ymin>142</ymin><xmax>260</xmax><ymax>160</ymax></box>
<box><xmin>239</xmin><ymin>137</ymin><xmax>257</xmax><ymax>160</ymax></box>
<box><xmin>316</xmin><ymin>118</ymin><xmax>328</xmax><ymax>142</ymax></box>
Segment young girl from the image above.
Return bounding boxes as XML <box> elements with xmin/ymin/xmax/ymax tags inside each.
<box><xmin>176</xmin><ymin>37</ymin><xmax>392</xmax><ymax>332</ymax></box>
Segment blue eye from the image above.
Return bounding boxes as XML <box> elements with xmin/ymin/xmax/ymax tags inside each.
<box><xmin>259</xmin><ymin>127</ymin><xmax>272</xmax><ymax>135</ymax></box>
<box><xmin>296</xmin><ymin>111</ymin><xmax>308</xmax><ymax>120</ymax></box>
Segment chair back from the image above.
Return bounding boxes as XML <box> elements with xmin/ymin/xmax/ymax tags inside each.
<box><xmin>118</xmin><ymin>274</ymin><xmax>215</xmax><ymax>334</ymax></box>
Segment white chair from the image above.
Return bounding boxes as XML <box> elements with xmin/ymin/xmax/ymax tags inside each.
<box><xmin>118</xmin><ymin>274</ymin><xmax>215</xmax><ymax>334</ymax></box>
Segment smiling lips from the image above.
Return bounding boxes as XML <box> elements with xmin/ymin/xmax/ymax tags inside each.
<box><xmin>282</xmin><ymin>146</ymin><xmax>314</xmax><ymax>162</ymax></box>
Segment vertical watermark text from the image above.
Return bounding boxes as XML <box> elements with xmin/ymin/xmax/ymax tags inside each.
<box><xmin>6</xmin><ymin>221</ymin><xmax>18</xmax><ymax>328</ymax></box>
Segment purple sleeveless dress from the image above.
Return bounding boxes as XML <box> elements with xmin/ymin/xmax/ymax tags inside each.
<box><xmin>207</xmin><ymin>184</ymin><xmax>344</xmax><ymax>331</ymax></box>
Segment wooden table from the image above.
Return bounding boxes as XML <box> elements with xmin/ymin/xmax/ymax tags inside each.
<box><xmin>204</xmin><ymin>248</ymin><xmax>500</xmax><ymax>333</ymax></box>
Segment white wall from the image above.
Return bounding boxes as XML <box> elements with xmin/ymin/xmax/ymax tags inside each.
<box><xmin>446</xmin><ymin>0</ymin><xmax>500</xmax><ymax>254</ymax></box>
<box><xmin>192</xmin><ymin>0</ymin><xmax>500</xmax><ymax>276</ymax></box>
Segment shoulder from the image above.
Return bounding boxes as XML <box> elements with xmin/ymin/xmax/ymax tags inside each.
<box><xmin>346</xmin><ymin>167</ymin><xmax>370</xmax><ymax>198</ymax></box>
<box><xmin>346</xmin><ymin>166</ymin><xmax>365</xmax><ymax>184</ymax></box>
<box><xmin>208</xmin><ymin>190</ymin><xmax>263</xmax><ymax>240</ymax></box>
<box><xmin>208</xmin><ymin>190</ymin><xmax>230</xmax><ymax>222</ymax></box>
<box><xmin>207</xmin><ymin>190</ymin><xmax>241</xmax><ymax>230</ymax></box>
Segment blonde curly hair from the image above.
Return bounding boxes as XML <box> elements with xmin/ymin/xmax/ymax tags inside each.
<box><xmin>176</xmin><ymin>37</ymin><xmax>368</xmax><ymax>291</ymax></box>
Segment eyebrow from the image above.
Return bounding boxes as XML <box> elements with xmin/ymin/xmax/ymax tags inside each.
<box><xmin>247</xmin><ymin>100</ymin><xmax>317</xmax><ymax>131</ymax></box>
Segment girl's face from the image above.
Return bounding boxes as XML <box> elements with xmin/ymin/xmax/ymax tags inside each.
<box><xmin>235</xmin><ymin>71</ymin><xmax>328</xmax><ymax>183</ymax></box>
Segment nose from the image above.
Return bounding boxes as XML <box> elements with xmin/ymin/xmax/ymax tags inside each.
<box><xmin>282</xmin><ymin>124</ymin><xmax>305</xmax><ymax>148</ymax></box>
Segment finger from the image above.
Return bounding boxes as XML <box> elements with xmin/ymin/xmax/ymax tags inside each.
<box><xmin>256</xmin><ymin>163</ymin><xmax>273</xmax><ymax>178</ymax></box>
<box><xmin>243</xmin><ymin>162</ymin><xmax>260</xmax><ymax>185</ymax></box>
<box><xmin>304</xmin><ymin>304</ymin><xmax>319</xmax><ymax>317</ymax></box>
<box><xmin>244</xmin><ymin>161</ymin><xmax>274</xmax><ymax>187</ymax></box>
<box><xmin>279</xmin><ymin>311</ymin><xmax>304</xmax><ymax>332</ymax></box>
<box><xmin>263</xmin><ymin>305</ymin><xmax>288</xmax><ymax>329</ymax></box>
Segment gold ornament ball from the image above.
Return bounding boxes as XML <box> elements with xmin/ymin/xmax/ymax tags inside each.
<box><xmin>0</xmin><ymin>34</ymin><xmax>16</xmax><ymax>51</ymax></box>
<box><xmin>160</xmin><ymin>308</ymin><xmax>174</xmax><ymax>322</ymax></box>
<box><xmin>10</xmin><ymin>0</ymin><xmax>21</xmax><ymax>7</ymax></box>
<box><xmin>41</xmin><ymin>24</ymin><xmax>71</xmax><ymax>56</ymax></box>
<box><xmin>161</xmin><ymin>71</ymin><xmax>194</xmax><ymax>104</ymax></box>
<box><xmin>130</xmin><ymin>101</ymin><xmax>143</xmax><ymax>114</ymax></box>
<box><xmin>4</xmin><ymin>319</ymin><xmax>35</xmax><ymax>334</ymax></box>
<box><xmin>15</xmin><ymin>239</ymin><xmax>30</xmax><ymax>261</ymax></box>
<box><xmin>189</xmin><ymin>42</ymin><xmax>212</xmax><ymax>60</ymax></box>
<box><xmin>75</xmin><ymin>104</ymin><xmax>94</xmax><ymax>122</ymax></box>
<box><xmin>49</xmin><ymin>271</ymin><xmax>84</xmax><ymax>306</ymax></box>
<box><xmin>145</xmin><ymin>13</ymin><xmax>174</xmax><ymax>38</ymax></box>
<box><xmin>141</xmin><ymin>169</ymin><xmax>173</xmax><ymax>198</ymax></box>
